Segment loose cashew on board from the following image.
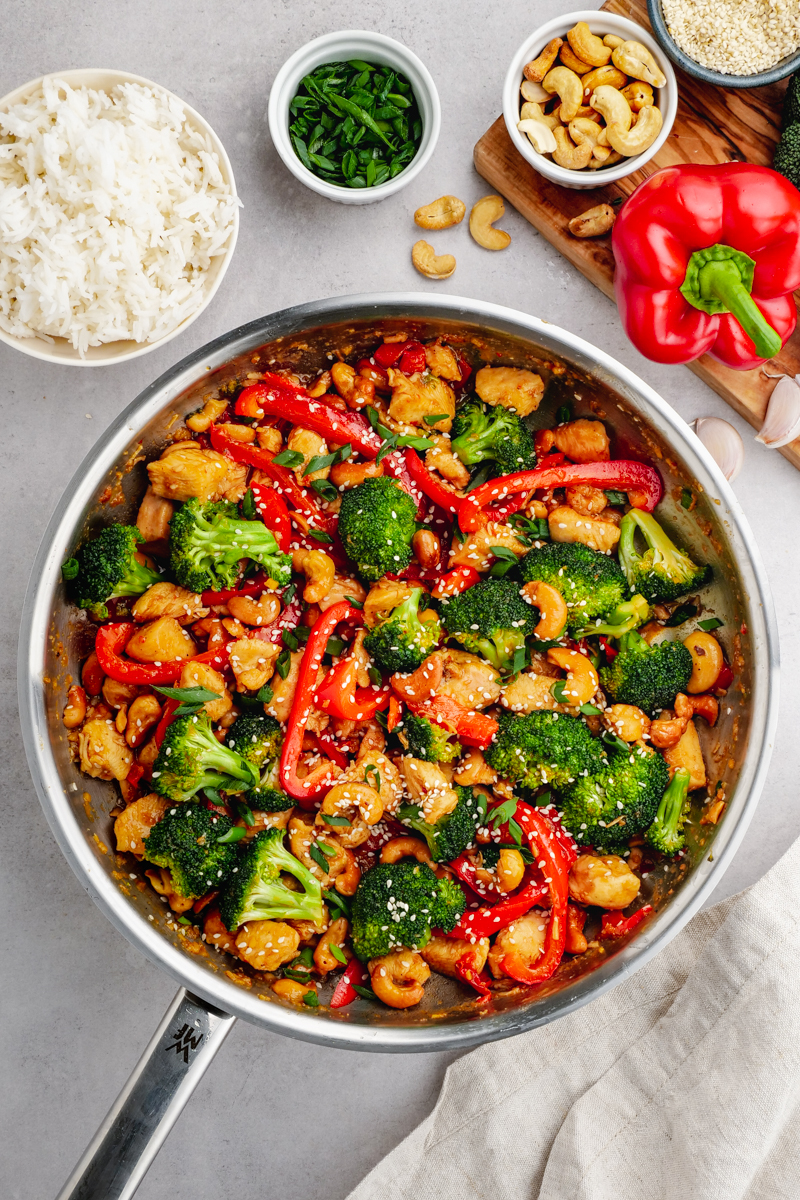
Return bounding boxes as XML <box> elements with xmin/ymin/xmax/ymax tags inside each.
<box><xmin>568</xmin><ymin>203</ymin><xmax>617</xmax><ymax>238</ymax></box>
<box><xmin>469</xmin><ymin>195</ymin><xmax>511</xmax><ymax>250</ymax></box>
<box><xmin>411</xmin><ymin>240</ymin><xmax>457</xmax><ymax>279</ymax></box>
<box><xmin>414</xmin><ymin>195</ymin><xmax>466</xmax><ymax>230</ymax></box>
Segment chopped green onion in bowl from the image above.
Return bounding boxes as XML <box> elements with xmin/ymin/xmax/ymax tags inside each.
<box><xmin>288</xmin><ymin>60</ymin><xmax>423</xmax><ymax>189</ymax></box>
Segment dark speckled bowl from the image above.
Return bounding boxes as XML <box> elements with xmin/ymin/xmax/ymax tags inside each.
<box><xmin>647</xmin><ymin>0</ymin><xmax>800</xmax><ymax>89</ymax></box>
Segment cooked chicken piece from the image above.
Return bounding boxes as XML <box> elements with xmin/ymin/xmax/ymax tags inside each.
<box><xmin>136</xmin><ymin>486</ymin><xmax>174</xmax><ymax>542</ymax></box>
<box><xmin>114</xmin><ymin>793</ymin><xmax>171</xmax><ymax>857</ymax></box>
<box><xmin>125</xmin><ymin>617</ymin><xmax>196</xmax><ymax>663</ymax></box>
<box><xmin>216</xmin><ymin>459</ymin><xmax>248</xmax><ymax>502</ymax></box>
<box><xmin>565</xmin><ymin>484</ymin><xmax>607</xmax><ymax>516</ymax></box>
<box><xmin>147</xmin><ymin>442</ymin><xmax>233</xmax><ymax>503</ymax></box>
<box><xmin>387</xmin><ymin>368</ymin><xmax>455</xmax><ymax>432</ymax></box>
<box><xmin>204</xmin><ymin>907</ymin><xmax>239</xmax><ymax>955</ymax></box>
<box><xmin>287</xmin><ymin>426</ymin><xmax>331</xmax><ymax>483</ymax></box>
<box><xmin>569</xmin><ymin>855</ymin><xmax>640</xmax><ymax>909</ymax></box>
<box><xmin>317</xmin><ymin>574</ymin><xmax>367</xmax><ymax>614</ymax></box>
<box><xmin>101</xmin><ymin>677</ymin><xmax>141</xmax><ymax>710</ymax></box>
<box><xmin>500</xmin><ymin>671</ymin><xmax>575</xmax><ymax>714</ymax></box>
<box><xmin>548</xmin><ymin>505</ymin><xmax>620</xmax><ymax>553</ymax></box>
<box><xmin>448</xmin><ymin>521</ymin><xmax>528</xmax><ymax>572</ymax></box>
<box><xmin>433</xmin><ymin>648</ymin><xmax>501</xmax><ymax>711</ymax></box>
<box><xmin>334</xmin><ymin>722</ymin><xmax>403</xmax><ymax>813</ymax></box>
<box><xmin>362</xmin><ymin>577</ymin><xmax>418</xmax><ymax>627</ymax></box>
<box><xmin>453</xmin><ymin>748</ymin><xmax>498</xmax><ymax>786</ymax></box>
<box><xmin>229</xmin><ymin>638</ymin><xmax>280</xmax><ymax>693</ymax></box>
<box><xmin>235</xmin><ymin>920</ymin><xmax>300</xmax><ymax>971</ymax></box>
<box><xmin>255</xmin><ymin>426</ymin><xmax>283</xmax><ymax>453</ymax></box>
<box><xmin>425</xmin><ymin>439</ymin><xmax>471</xmax><ymax>488</ymax></box>
<box><xmin>424</xmin><ymin>342</ymin><xmax>463</xmax><ymax>381</ymax></box>
<box><xmin>401</xmin><ymin>757</ymin><xmax>460</xmax><ymax>824</ymax></box>
<box><xmin>178</xmin><ymin>660</ymin><xmax>232</xmax><ymax>722</ymax></box>
<box><xmin>145</xmin><ymin>866</ymin><xmax>194</xmax><ymax>914</ymax></box>
<box><xmin>421</xmin><ymin>935</ymin><xmax>490</xmax><ymax>977</ymax></box>
<box><xmin>132</xmin><ymin>582</ymin><xmax>208</xmax><ymax>624</ymax></box>
<box><xmin>664</xmin><ymin>719</ymin><xmax>707</xmax><ymax>790</ymax></box>
<box><xmin>488</xmin><ymin>912</ymin><xmax>548</xmax><ymax>979</ymax></box>
<box><xmin>265</xmin><ymin>650</ymin><xmax>328</xmax><ymax>732</ymax></box>
<box><xmin>475</xmin><ymin>366</ymin><xmax>544</xmax><ymax>417</ymax></box>
<box><xmin>79</xmin><ymin>717</ymin><xmax>134</xmax><ymax>781</ymax></box>
<box><xmin>553</xmin><ymin>418</ymin><xmax>610</xmax><ymax>463</ymax></box>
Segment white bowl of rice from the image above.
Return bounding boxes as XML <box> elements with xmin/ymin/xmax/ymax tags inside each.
<box><xmin>0</xmin><ymin>69</ymin><xmax>240</xmax><ymax>366</ymax></box>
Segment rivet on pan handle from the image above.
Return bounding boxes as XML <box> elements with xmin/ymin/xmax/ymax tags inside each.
<box><xmin>56</xmin><ymin>989</ymin><xmax>235</xmax><ymax>1200</ymax></box>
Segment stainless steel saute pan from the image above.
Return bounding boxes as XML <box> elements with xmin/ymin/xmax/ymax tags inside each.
<box><xmin>18</xmin><ymin>294</ymin><xmax>778</xmax><ymax>1200</ymax></box>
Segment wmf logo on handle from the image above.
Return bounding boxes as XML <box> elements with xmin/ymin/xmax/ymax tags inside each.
<box><xmin>165</xmin><ymin>1023</ymin><xmax>204</xmax><ymax>1064</ymax></box>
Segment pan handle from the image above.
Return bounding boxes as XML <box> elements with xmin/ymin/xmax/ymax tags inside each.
<box><xmin>57</xmin><ymin>988</ymin><xmax>236</xmax><ymax>1200</ymax></box>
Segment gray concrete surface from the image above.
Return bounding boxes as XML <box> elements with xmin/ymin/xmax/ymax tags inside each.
<box><xmin>2</xmin><ymin>2</ymin><xmax>799</xmax><ymax>1197</ymax></box>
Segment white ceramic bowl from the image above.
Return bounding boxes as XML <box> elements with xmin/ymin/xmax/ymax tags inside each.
<box><xmin>502</xmin><ymin>11</ymin><xmax>677</xmax><ymax>191</ymax></box>
<box><xmin>0</xmin><ymin>69</ymin><xmax>239</xmax><ymax>367</ymax></box>
<box><xmin>268</xmin><ymin>30</ymin><xmax>441</xmax><ymax>205</ymax></box>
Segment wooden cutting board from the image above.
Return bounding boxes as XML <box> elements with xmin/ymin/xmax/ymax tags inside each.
<box><xmin>474</xmin><ymin>0</ymin><xmax>800</xmax><ymax>469</ymax></box>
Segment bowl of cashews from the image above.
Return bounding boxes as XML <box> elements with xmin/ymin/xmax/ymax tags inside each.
<box><xmin>503</xmin><ymin>11</ymin><xmax>677</xmax><ymax>190</ymax></box>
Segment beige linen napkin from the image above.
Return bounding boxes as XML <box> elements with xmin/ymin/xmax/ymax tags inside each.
<box><xmin>348</xmin><ymin>835</ymin><xmax>800</xmax><ymax>1200</ymax></box>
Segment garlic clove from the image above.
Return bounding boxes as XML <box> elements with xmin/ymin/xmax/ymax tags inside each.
<box><xmin>694</xmin><ymin>417</ymin><xmax>744</xmax><ymax>482</ymax></box>
<box><xmin>755</xmin><ymin>374</ymin><xmax>800</xmax><ymax>449</ymax></box>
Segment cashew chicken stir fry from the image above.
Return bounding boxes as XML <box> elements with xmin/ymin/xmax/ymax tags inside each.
<box><xmin>62</xmin><ymin>332</ymin><xmax>732</xmax><ymax>1011</ymax></box>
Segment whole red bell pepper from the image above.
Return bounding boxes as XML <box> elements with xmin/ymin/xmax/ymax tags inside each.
<box><xmin>460</xmin><ymin>460</ymin><xmax>662</xmax><ymax>531</ymax></box>
<box><xmin>613</xmin><ymin>163</ymin><xmax>800</xmax><ymax>370</ymax></box>
<box><xmin>405</xmin><ymin>693</ymin><xmax>498</xmax><ymax>749</ymax></box>
<box><xmin>95</xmin><ymin>623</ymin><xmax>186</xmax><ymax>685</ymax></box>
<box><xmin>235</xmin><ymin>376</ymin><xmax>383</xmax><ymax>458</ymax></box>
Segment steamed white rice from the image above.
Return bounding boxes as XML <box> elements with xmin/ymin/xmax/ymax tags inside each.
<box><xmin>0</xmin><ymin>77</ymin><xmax>239</xmax><ymax>354</ymax></box>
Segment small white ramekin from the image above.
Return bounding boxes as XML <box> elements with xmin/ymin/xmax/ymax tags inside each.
<box><xmin>268</xmin><ymin>30</ymin><xmax>441</xmax><ymax>205</ymax></box>
<box><xmin>0</xmin><ymin>68</ymin><xmax>238</xmax><ymax>367</ymax></box>
<box><xmin>502</xmin><ymin>11</ymin><xmax>677</xmax><ymax>191</ymax></box>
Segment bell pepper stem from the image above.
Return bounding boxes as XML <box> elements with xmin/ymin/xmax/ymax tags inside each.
<box><xmin>698</xmin><ymin>259</ymin><xmax>782</xmax><ymax>360</ymax></box>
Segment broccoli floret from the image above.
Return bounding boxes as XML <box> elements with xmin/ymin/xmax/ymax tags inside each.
<box><xmin>225</xmin><ymin>712</ymin><xmax>292</xmax><ymax>811</ymax></box>
<box><xmin>781</xmin><ymin>74</ymin><xmax>800</xmax><ymax>131</ymax></box>
<box><xmin>573</xmin><ymin>594</ymin><xmax>651</xmax><ymax>639</ymax></box>
<box><xmin>618</xmin><ymin>510</ymin><xmax>711</xmax><ymax>604</ymax></box>
<box><xmin>398</xmin><ymin>786</ymin><xmax>481</xmax><ymax>862</ymax></box>
<box><xmin>600</xmin><ymin>630</ymin><xmax>693</xmax><ymax>716</ymax></box>
<box><xmin>337</xmin><ymin>477</ymin><xmax>418</xmax><ymax>582</ymax></box>
<box><xmin>143</xmin><ymin>802</ymin><xmax>238</xmax><ymax>899</ymax></box>
<box><xmin>774</xmin><ymin>123</ymin><xmax>800</xmax><ymax>188</ymax></box>
<box><xmin>450</xmin><ymin>397</ymin><xmax>537</xmax><ymax>476</ymax></box>
<box><xmin>440</xmin><ymin>578</ymin><xmax>537</xmax><ymax>672</ymax></box>
<box><xmin>152</xmin><ymin>710</ymin><xmax>259</xmax><ymax>803</ymax></box>
<box><xmin>363</xmin><ymin>587</ymin><xmax>442</xmax><ymax>673</ymax></box>
<box><xmin>558</xmin><ymin>742</ymin><xmax>670</xmax><ymax>850</ymax></box>
<box><xmin>219</xmin><ymin>828</ymin><xmax>324</xmax><ymax>930</ymax></box>
<box><xmin>350</xmin><ymin>860</ymin><xmax>465</xmax><ymax>960</ymax></box>
<box><xmin>485</xmin><ymin>710</ymin><xmax>608</xmax><ymax>790</ymax></box>
<box><xmin>646</xmin><ymin>767</ymin><xmax>692</xmax><ymax>856</ymax></box>
<box><xmin>169</xmin><ymin>497</ymin><xmax>292</xmax><ymax>593</ymax></box>
<box><xmin>63</xmin><ymin>525</ymin><xmax>161</xmax><ymax>619</ymax></box>
<box><xmin>519</xmin><ymin>542</ymin><xmax>627</xmax><ymax>631</ymax></box>
<box><xmin>397</xmin><ymin>713</ymin><xmax>461</xmax><ymax>763</ymax></box>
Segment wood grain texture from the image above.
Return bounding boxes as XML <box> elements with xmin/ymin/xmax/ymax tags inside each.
<box><xmin>473</xmin><ymin>0</ymin><xmax>800</xmax><ymax>469</ymax></box>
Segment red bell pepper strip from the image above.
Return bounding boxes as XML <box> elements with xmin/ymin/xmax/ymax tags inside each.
<box><xmin>460</xmin><ymin>460</ymin><xmax>663</xmax><ymax>532</ymax></box>
<box><xmin>449</xmin><ymin>852</ymin><xmax>500</xmax><ymax>901</ymax></box>
<box><xmin>454</xmin><ymin>952</ymin><xmax>492</xmax><ymax>998</ymax></box>
<box><xmin>357</xmin><ymin>357</ymin><xmax>389</xmax><ymax>388</ymax></box>
<box><xmin>599</xmin><ymin>635</ymin><xmax>619</xmax><ymax>662</ymax></box>
<box><xmin>485</xmin><ymin>491</ymin><xmax>530</xmax><ymax>524</ymax></box>
<box><xmin>405</xmin><ymin>693</ymin><xmax>498</xmax><ymax>750</ymax></box>
<box><xmin>431</xmin><ymin>566</ymin><xmax>480</xmax><ymax>601</ymax></box>
<box><xmin>330</xmin><ymin>957</ymin><xmax>369</xmax><ymax>1008</ymax></box>
<box><xmin>95</xmin><ymin>623</ymin><xmax>186</xmax><ymax>685</ymax></box>
<box><xmin>498</xmin><ymin>808</ymin><xmax>571</xmax><ymax>986</ymax></box>
<box><xmin>373</xmin><ymin>342</ymin><xmax>406</xmax><ymax>368</ymax></box>
<box><xmin>153</xmin><ymin>697</ymin><xmax>181</xmax><ymax>750</ymax></box>
<box><xmin>514</xmin><ymin>802</ymin><xmax>578</xmax><ymax>871</ymax></box>
<box><xmin>714</xmin><ymin>661</ymin><xmax>734</xmax><ymax>691</ymax></box>
<box><xmin>313</xmin><ymin>656</ymin><xmax>389</xmax><ymax>721</ymax></box>
<box><xmin>398</xmin><ymin>341</ymin><xmax>427</xmax><ymax>374</ymax></box>
<box><xmin>613</xmin><ymin>163</ymin><xmax>800</xmax><ymax>370</ymax></box>
<box><xmin>382</xmin><ymin>449</ymin><xmax>426</xmax><ymax>518</ymax></box>
<box><xmin>599</xmin><ymin>905</ymin><xmax>653</xmax><ymax>939</ymax></box>
<box><xmin>188</xmin><ymin>641</ymin><xmax>232</xmax><ymax>671</ymax></box>
<box><xmin>279</xmin><ymin>601</ymin><xmax>360</xmax><ymax>804</ymax></box>
<box><xmin>313</xmin><ymin>730</ymin><xmax>350</xmax><ymax>772</ymax></box>
<box><xmin>208</xmin><ymin>423</ymin><xmax>332</xmax><ymax>528</ymax></box>
<box><xmin>448</xmin><ymin>876</ymin><xmax>550</xmax><ymax>940</ymax></box>
<box><xmin>386</xmin><ymin>695</ymin><xmax>403</xmax><ymax>732</ymax></box>
<box><xmin>234</xmin><ymin>376</ymin><xmax>383</xmax><ymax>458</ymax></box>
<box><xmin>404</xmin><ymin>447</ymin><xmax>461</xmax><ymax>514</ymax></box>
<box><xmin>201</xmin><ymin>573</ymin><xmax>270</xmax><ymax>606</ymax></box>
<box><xmin>256</xmin><ymin>589</ymin><xmax>304</xmax><ymax>645</ymax></box>
<box><xmin>250</xmin><ymin>481</ymin><xmax>291</xmax><ymax>551</ymax></box>
<box><xmin>126</xmin><ymin>762</ymin><xmax>146</xmax><ymax>789</ymax></box>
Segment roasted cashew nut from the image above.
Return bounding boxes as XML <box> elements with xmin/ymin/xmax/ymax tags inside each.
<box><xmin>559</xmin><ymin>43</ymin><xmax>593</xmax><ymax>74</ymax></box>
<box><xmin>334</xmin><ymin>848</ymin><xmax>361</xmax><ymax>896</ymax></box>
<box><xmin>612</xmin><ymin>41</ymin><xmax>667</xmax><ymax>88</ymax></box>
<box><xmin>621</xmin><ymin>80</ymin><xmax>655</xmax><ymax>111</ymax></box>
<box><xmin>567</xmin><ymin>203</ymin><xmax>617</xmax><ymax>238</ymax></box>
<box><xmin>542</xmin><ymin>66</ymin><xmax>583</xmax><ymax>123</ymax></box>
<box><xmin>370</xmin><ymin>950</ymin><xmax>431</xmax><ymax>1009</ymax></box>
<box><xmin>380</xmin><ymin>836</ymin><xmax>433</xmax><ymax>865</ymax></box>
<box><xmin>581</xmin><ymin>65</ymin><xmax>628</xmax><ymax>95</ymax></box>
<box><xmin>589</xmin><ymin>149</ymin><xmax>623</xmax><ymax>168</ymax></box>
<box><xmin>292</xmin><ymin>548</ymin><xmax>336</xmax><ymax>604</ymax></box>
<box><xmin>520</xmin><ymin>79</ymin><xmax>549</xmax><ymax>103</ymax></box>
<box><xmin>521</xmin><ymin>581</ymin><xmax>568</xmax><ymax>638</ymax></box>
<box><xmin>523</xmin><ymin>36</ymin><xmax>563</xmax><ymax>83</ymax></box>
<box><xmin>320</xmin><ymin>782</ymin><xmax>384</xmax><ymax>826</ymax></box>
<box><xmin>411</xmin><ymin>239</ymin><xmax>456</xmax><ymax>280</ymax></box>
<box><xmin>603</xmin><ymin>703</ymin><xmax>650</xmax><ymax>742</ymax></box>
<box><xmin>414</xmin><ymin>195</ymin><xmax>466</xmax><ymax>230</ymax></box>
<box><xmin>590</xmin><ymin>84</ymin><xmax>632</xmax><ymax>131</ymax></box>
<box><xmin>568</xmin><ymin>117</ymin><xmax>606</xmax><ymax>150</ymax></box>
<box><xmin>603</xmin><ymin>33</ymin><xmax>626</xmax><ymax>49</ymax></box>
<box><xmin>567</xmin><ymin>21</ymin><xmax>613</xmax><ymax>67</ymax></box>
<box><xmin>330</xmin><ymin>361</ymin><xmax>375</xmax><ymax>408</ymax></box>
<box><xmin>314</xmin><ymin>917</ymin><xmax>351</xmax><ymax>975</ymax></box>
<box><xmin>390</xmin><ymin>651</ymin><xmax>443</xmax><ymax>702</ymax></box>
<box><xmin>683</xmin><ymin>631</ymin><xmax>724</xmax><ymax>694</ymax></box>
<box><xmin>552</xmin><ymin>125</ymin><xmax>593</xmax><ymax>171</ymax></box>
<box><xmin>546</xmin><ymin>646</ymin><xmax>599</xmax><ymax>705</ymax></box>
<box><xmin>520</xmin><ymin>100</ymin><xmax>560</xmax><ymax>131</ymax></box>
<box><xmin>606</xmin><ymin>104</ymin><xmax>662</xmax><ymax>156</ymax></box>
<box><xmin>476</xmin><ymin>848</ymin><xmax>526</xmax><ymax>894</ymax></box>
<box><xmin>469</xmin><ymin>195</ymin><xmax>511</xmax><ymax>251</ymax></box>
<box><xmin>227</xmin><ymin>592</ymin><xmax>281</xmax><ymax>627</ymax></box>
<box><xmin>517</xmin><ymin>117</ymin><xmax>557</xmax><ymax>154</ymax></box>
<box><xmin>63</xmin><ymin>685</ymin><xmax>87</xmax><ymax>729</ymax></box>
